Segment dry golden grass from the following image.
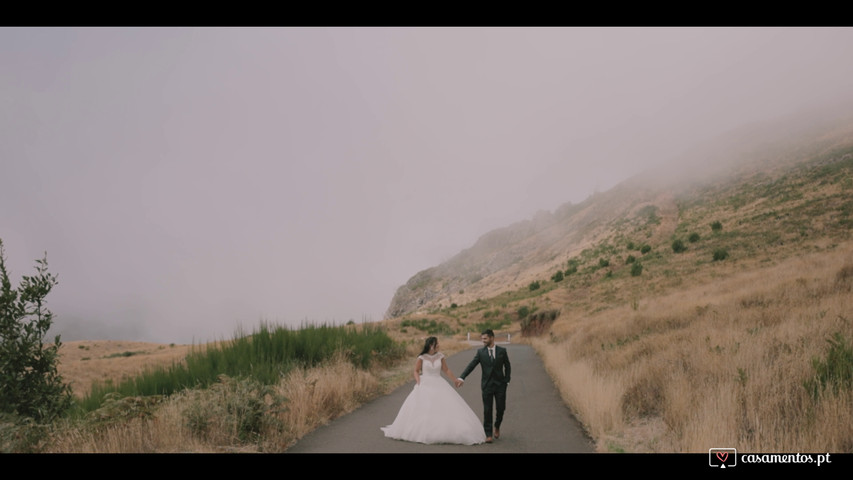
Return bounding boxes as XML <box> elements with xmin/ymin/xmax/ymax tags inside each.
<box><xmin>46</xmin><ymin>333</ymin><xmax>474</xmax><ymax>453</ymax></box>
<box><xmin>58</xmin><ymin>340</ymin><xmax>193</xmax><ymax>397</ymax></box>
<box><xmin>532</xmin><ymin>241</ymin><xmax>853</xmax><ymax>452</ymax></box>
<box><xmin>274</xmin><ymin>354</ymin><xmax>381</xmax><ymax>448</ymax></box>
<box><xmin>47</xmin><ymin>353</ymin><xmax>385</xmax><ymax>452</ymax></box>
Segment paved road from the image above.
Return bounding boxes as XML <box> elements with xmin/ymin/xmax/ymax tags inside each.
<box><xmin>286</xmin><ymin>344</ymin><xmax>595</xmax><ymax>453</ymax></box>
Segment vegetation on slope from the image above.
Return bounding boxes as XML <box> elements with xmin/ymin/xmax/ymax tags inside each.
<box><xmin>76</xmin><ymin>322</ymin><xmax>404</xmax><ymax>414</ymax></box>
<box><xmin>454</xmin><ymin>136</ymin><xmax>853</xmax><ymax>452</ymax></box>
<box><xmin>13</xmin><ymin>113</ymin><xmax>853</xmax><ymax>453</ymax></box>
<box><xmin>384</xmin><ymin>124</ymin><xmax>853</xmax><ymax>452</ymax></box>
<box><xmin>4</xmin><ymin>322</ymin><xmax>406</xmax><ymax>452</ymax></box>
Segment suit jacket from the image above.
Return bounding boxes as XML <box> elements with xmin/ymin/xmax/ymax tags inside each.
<box><xmin>460</xmin><ymin>345</ymin><xmax>511</xmax><ymax>392</ymax></box>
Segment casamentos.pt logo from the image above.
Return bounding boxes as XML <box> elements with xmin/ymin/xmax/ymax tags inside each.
<box><xmin>709</xmin><ymin>448</ymin><xmax>737</xmax><ymax>468</ymax></box>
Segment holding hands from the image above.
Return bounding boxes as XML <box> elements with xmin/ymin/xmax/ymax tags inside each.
<box><xmin>454</xmin><ymin>378</ymin><xmax>464</xmax><ymax>388</ymax></box>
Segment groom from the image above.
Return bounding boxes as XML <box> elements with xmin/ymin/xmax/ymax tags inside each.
<box><xmin>456</xmin><ymin>329</ymin><xmax>511</xmax><ymax>443</ymax></box>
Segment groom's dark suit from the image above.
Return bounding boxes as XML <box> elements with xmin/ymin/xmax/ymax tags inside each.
<box><xmin>459</xmin><ymin>344</ymin><xmax>511</xmax><ymax>438</ymax></box>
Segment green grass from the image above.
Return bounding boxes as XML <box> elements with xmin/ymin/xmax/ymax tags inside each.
<box><xmin>805</xmin><ymin>332</ymin><xmax>853</xmax><ymax>399</ymax></box>
<box><xmin>400</xmin><ymin>318</ymin><xmax>456</xmax><ymax>335</ymax></box>
<box><xmin>76</xmin><ymin>322</ymin><xmax>403</xmax><ymax>414</ymax></box>
<box><xmin>474</xmin><ymin>317</ymin><xmax>512</xmax><ymax>333</ymax></box>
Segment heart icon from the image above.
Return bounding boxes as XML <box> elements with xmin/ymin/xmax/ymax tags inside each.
<box><xmin>716</xmin><ymin>452</ymin><xmax>729</xmax><ymax>463</ymax></box>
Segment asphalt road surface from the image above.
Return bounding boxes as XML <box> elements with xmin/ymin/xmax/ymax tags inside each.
<box><xmin>286</xmin><ymin>343</ymin><xmax>595</xmax><ymax>453</ymax></box>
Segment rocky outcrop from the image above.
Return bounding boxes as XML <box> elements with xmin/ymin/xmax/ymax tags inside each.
<box><xmin>384</xmin><ymin>184</ymin><xmax>666</xmax><ymax>318</ymax></box>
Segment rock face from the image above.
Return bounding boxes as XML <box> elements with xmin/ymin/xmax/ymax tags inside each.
<box><xmin>384</xmin><ymin>182</ymin><xmax>675</xmax><ymax>319</ymax></box>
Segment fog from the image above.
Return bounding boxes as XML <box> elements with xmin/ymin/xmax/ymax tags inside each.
<box><xmin>2</xmin><ymin>27</ymin><xmax>852</xmax><ymax>343</ymax></box>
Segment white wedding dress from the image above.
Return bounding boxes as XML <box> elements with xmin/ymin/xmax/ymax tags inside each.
<box><xmin>381</xmin><ymin>352</ymin><xmax>486</xmax><ymax>445</ymax></box>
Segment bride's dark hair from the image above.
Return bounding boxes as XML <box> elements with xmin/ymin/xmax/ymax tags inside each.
<box><xmin>419</xmin><ymin>336</ymin><xmax>438</xmax><ymax>356</ymax></box>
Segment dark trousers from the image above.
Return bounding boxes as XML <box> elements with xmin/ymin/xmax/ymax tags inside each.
<box><xmin>482</xmin><ymin>383</ymin><xmax>507</xmax><ymax>437</ymax></box>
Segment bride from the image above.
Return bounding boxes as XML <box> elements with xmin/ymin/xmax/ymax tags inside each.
<box><xmin>381</xmin><ymin>337</ymin><xmax>486</xmax><ymax>445</ymax></box>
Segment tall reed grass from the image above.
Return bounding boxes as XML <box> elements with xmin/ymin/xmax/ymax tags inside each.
<box><xmin>47</xmin><ymin>352</ymin><xmax>384</xmax><ymax>452</ymax></box>
<box><xmin>77</xmin><ymin>322</ymin><xmax>403</xmax><ymax>413</ymax></box>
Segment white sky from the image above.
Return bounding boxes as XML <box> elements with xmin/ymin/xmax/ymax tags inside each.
<box><xmin>3</xmin><ymin>27</ymin><xmax>853</xmax><ymax>343</ymax></box>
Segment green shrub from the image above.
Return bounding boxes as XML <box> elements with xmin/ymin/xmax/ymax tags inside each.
<box><xmin>86</xmin><ymin>392</ymin><xmax>164</xmax><ymax>425</ymax></box>
<box><xmin>0</xmin><ymin>414</ymin><xmax>49</xmax><ymax>453</ymax></box>
<box><xmin>565</xmin><ymin>259</ymin><xmax>580</xmax><ymax>276</ymax></box>
<box><xmin>711</xmin><ymin>221</ymin><xmax>723</xmax><ymax>232</ymax></box>
<box><xmin>104</xmin><ymin>350</ymin><xmax>144</xmax><ymax>359</ymax></box>
<box><xmin>713</xmin><ymin>248</ymin><xmax>729</xmax><ymax>261</ymax></box>
<box><xmin>626</xmin><ymin>255</ymin><xmax>636</xmax><ymax>264</ymax></box>
<box><xmin>631</xmin><ymin>263</ymin><xmax>643</xmax><ymax>277</ymax></box>
<box><xmin>475</xmin><ymin>318</ymin><xmax>511</xmax><ymax>333</ymax></box>
<box><xmin>805</xmin><ymin>332</ymin><xmax>853</xmax><ymax>399</ymax></box>
<box><xmin>400</xmin><ymin>318</ymin><xmax>455</xmax><ymax>336</ymax></box>
<box><xmin>599</xmin><ymin>258</ymin><xmax>610</xmax><ymax>268</ymax></box>
<box><xmin>640</xmin><ymin>244</ymin><xmax>652</xmax><ymax>254</ymax></box>
<box><xmin>182</xmin><ymin>375</ymin><xmax>285</xmax><ymax>445</ymax></box>
<box><xmin>517</xmin><ymin>305</ymin><xmax>530</xmax><ymax>319</ymax></box>
<box><xmin>0</xmin><ymin>240</ymin><xmax>72</xmax><ymax>424</ymax></box>
<box><xmin>688</xmin><ymin>232</ymin><xmax>700</xmax><ymax>243</ymax></box>
<box><xmin>520</xmin><ymin>309</ymin><xmax>560</xmax><ymax>336</ymax></box>
<box><xmin>551</xmin><ymin>271</ymin><xmax>564</xmax><ymax>282</ymax></box>
<box><xmin>528</xmin><ymin>281</ymin><xmax>540</xmax><ymax>291</ymax></box>
<box><xmin>672</xmin><ymin>239</ymin><xmax>687</xmax><ymax>253</ymax></box>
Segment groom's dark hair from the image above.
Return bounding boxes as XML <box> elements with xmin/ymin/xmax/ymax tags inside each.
<box><xmin>482</xmin><ymin>329</ymin><xmax>495</xmax><ymax>337</ymax></box>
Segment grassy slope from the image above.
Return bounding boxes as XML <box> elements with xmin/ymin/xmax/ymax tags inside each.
<box><xmin>399</xmin><ymin>129</ymin><xmax>853</xmax><ymax>452</ymax></box>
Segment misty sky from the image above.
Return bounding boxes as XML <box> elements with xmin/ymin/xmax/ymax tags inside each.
<box><xmin>3</xmin><ymin>27</ymin><xmax>853</xmax><ymax>343</ymax></box>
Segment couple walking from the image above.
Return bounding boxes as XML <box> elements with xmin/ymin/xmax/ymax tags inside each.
<box><xmin>381</xmin><ymin>329</ymin><xmax>511</xmax><ymax>445</ymax></box>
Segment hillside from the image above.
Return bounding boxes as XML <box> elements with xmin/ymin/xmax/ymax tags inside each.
<box><xmin>387</xmin><ymin>109</ymin><xmax>853</xmax><ymax>319</ymax></box>
<box><xmin>383</xmin><ymin>107</ymin><xmax>853</xmax><ymax>452</ymax></box>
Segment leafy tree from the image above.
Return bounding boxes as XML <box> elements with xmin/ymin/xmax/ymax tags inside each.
<box><xmin>551</xmin><ymin>270</ymin><xmax>564</xmax><ymax>283</ymax></box>
<box><xmin>0</xmin><ymin>240</ymin><xmax>72</xmax><ymax>423</ymax></box>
